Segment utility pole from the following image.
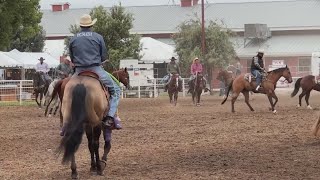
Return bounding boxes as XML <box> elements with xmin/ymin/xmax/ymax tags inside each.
<box><xmin>201</xmin><ymin>0</ymin><xmax>205</xmax><ymax>57</ymax></box>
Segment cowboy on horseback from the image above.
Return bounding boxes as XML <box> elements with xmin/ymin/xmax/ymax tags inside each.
<box><xmin>69</xmin><ymin>14</ymin><xmax>122</xmax><ymax>129</ymax></box>
<box><xmin>36</xmin><ymin>57</ymin><xmax>52</xmax><ymax>86</ymax></box>
<box><xmin>56</xmin><ymin>56</ymin><xmax>74</xmax><ymax>79</ymax></box>
<box><xmin>251</xmin><ymin>49</ymin><xmax>267</xmax><ymax>91</ymax></box>
<box><xmin>188</xmin><ymin>57</ymin><xmax>210</xmax><ymax>93</ymax></box>
<box><xmin>163</xmin><ymin>57</ymin><xmax>183</xmax><ymax>92</ymax></box>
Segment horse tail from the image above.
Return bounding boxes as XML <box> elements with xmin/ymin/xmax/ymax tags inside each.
<box><xmin>291</xmin><ymin>77</ymin><xmax>302</xmax><ymax>97</ymax></box>
<box><xmin>59</xmin><ymin>84</ymin><xmax>87</xmax><ymax>163</ymax></box>
<box><xmin>45</xmin><ymin>79</ymin><xmax>63</xmax><ymax>117</ymax></box>
<box><xmin>221</xmin><ymin>79</ymin><xmax>233</xmax><ymax>105</ymax></box>
<box><xmin>312</xmin><ymin>115</ymin><xmax>320</xmax><ymax>136</ymax></box>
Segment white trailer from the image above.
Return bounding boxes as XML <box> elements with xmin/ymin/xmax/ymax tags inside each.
<box><xmin>119</xmin><ymin>59</ymin><xmax>158</xmax><ymax>98</ymax></box>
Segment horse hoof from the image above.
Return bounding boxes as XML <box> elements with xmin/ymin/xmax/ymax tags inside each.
<box><xmin>71</xmin><ymin>173</ymin><xmax>78</xmax><ymax>179</ymax></box>
<box><xmin>90</xmin><ymin>167</ymin><xmax>97</xmax><ymax>175</ymax></box>
<box><xmin>297</xmin><ymin>104</ymin><xmax>301</xmax><ymax>108</ymax></box>
<box><xmin>273</xmin><ymin>110</ymin><xmax>277</xmax><ymax>114</ymax></box>
<box><xmin>307</xmin><ymin>105</ymin><xmax>313</xmax><ymax>110</ymax></box>
<box><xmin>196</xmin><ymin>103</ymin><xmax>200</xmax><ymax>107</ymax></box>
<box><xmin>100</xmin><ymin>160</ymin><xmax>107</xmax><ymax>172</ymax></box>
<box><xmin>48</xmin><ymin>114</ymin><xmax>52</xmax><ymax>118</ymax></box>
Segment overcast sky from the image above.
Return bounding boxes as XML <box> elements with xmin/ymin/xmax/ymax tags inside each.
<box><xmin>40</xmin><ymin>0</ymin><xmax>294</xmax><ymax>9</ymax></box>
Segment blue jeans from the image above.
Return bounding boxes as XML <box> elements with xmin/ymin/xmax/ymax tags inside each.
<box><xmin>251</xmin><ymin>70</ymin><xmax>262</xmax><ymax>86</ymax></box>
<box><xmin>74</xmin><ymin>66</ymin><xmax>120</xmax><ymax>118</ymax></box>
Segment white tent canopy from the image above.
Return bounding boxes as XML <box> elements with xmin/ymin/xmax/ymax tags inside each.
<box><xmin>139</xmin><ymin>37</ymin><xmax>178</xmax><ymax>63</ymax></box>
<box><xmin>0</xmin><ymin>52</ymin><xmax>23</xmax><ymax>67</ymax></box>
<box><xmin>3</xmin><ymin>49</ymin><xmax>59</xmax><ymax>69</ymax></box>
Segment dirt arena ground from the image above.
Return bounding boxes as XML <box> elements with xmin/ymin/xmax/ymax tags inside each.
<box><xmin>2</xmin><ymin>91</ymin><xmax>320</xmax><ymax>180</ymax></box>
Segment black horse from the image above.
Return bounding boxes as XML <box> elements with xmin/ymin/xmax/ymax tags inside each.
<box><xmin>189</xmin><ymin>73</ymin><xmax>205</xmax><ymax>106</ymax></box>
<box><xmin>33</xmin><ymin>71</ymin><xmax>51</xmax><ymax>108</ymax></box>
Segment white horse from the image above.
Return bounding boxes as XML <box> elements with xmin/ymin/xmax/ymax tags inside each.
<box><xmin>44</xmin><ymin>79</ymin><xmax>60</xmax><ymax>117</ymax></box>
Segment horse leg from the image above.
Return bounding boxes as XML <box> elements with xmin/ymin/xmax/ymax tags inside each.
<box><xmin>271</xmin><ymin>91</ymin><xmax>278</xmax><ymax>109</ymax></box>
<box><xmin>192</xmin><ymin>92</ymin><xmax>195</xmax><ymax>104</ymax></box>
<box><xmin>169</xmin><ymin>92</ymin><xmax>173</xmax><ymax>103</ymax></box>
<box><xmin>231</xmin><ymin>92</ymin><xmax>240</xmax><ymax>113</ymax></box>
<box><xmin>59</xmin><ymin>109</ymin><xmax>63</xmax><ymax>128</ymax></box>
<box><xmin>93</xmin><ymin>126</ymin><xmax>103</xmax><ymax>176</ymax></box>
<box><xmin>306</xmin><ymin>90</ymin><xmax>312</xmax><ymax>109</ymax></box>
<box><xmin>267</xmin><ymin>94</ymin><xmax>276</xmax><ymax>113</ymax></box>
<box><xmin>53</xmin><ymin>105</ymin><xmax>59</xmax><ymax>116</ymax></box>
<box><xmin>196</xmin><ymin>90</ymin><xmax>201</xmax><ymax>106</ymax></box>
<box><xmin>71</xmin><ymin>155</ymin><xmax>78</xmax><ymax>179</ymax></box>
<box><xmin>35</xmin><ymin>93</ymin><xmax>40</xmax><ymax>107</ymax></box>
<box><xmin>102</xmin><ymin>128</ymin><xmax>112</xmax><ymax>173</ymax></box>
<box><xmin>242</xmin><ymin>91</ymin><xmax>254</xmax><ymax>111</ymax></box>
<box><xmin>174</xmin><ymin>91</ymin><xmax>178</xmax><ymax>106</ymax></box>
<box><xmin>39</xmin><ymin>92</ymin><xmax>43</xmax><ymax>108</ymax></box>
<box><xmin>85</xmin><ymin>126</ymin><xmax>96</xmax><ymax>173</ymax></box>
<box><xmin>298</xmin><ymin>90</ymin><xmax>307</xmax><ymax>107</ymax></box>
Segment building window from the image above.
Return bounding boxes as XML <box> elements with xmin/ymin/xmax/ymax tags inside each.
<box><xmin>298</xmin><ymin>57</ymin><xmax>311</xmax><ymax>72</ymax></box>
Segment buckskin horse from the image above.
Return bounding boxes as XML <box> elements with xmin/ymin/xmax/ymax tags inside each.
<box><xmin>291</xmin><ymin>75</ymin><xmax>320</xmax><ymax>109</ymax></box>
<box><xmin>190</xmin><ymin>73</ymin><xmax>205</xmax><ymax>106</ymax></box>
<box><xmin>53</xmin><ymin>68</ymin><xmax>129</xmax><ymax>179</ymax></box>
<box><xmin>33</xmin><ymin>71</ymin><xmax>51</xmax><ymax>108</ymax></box>
<box><xmin>167</xmin><ymin>73</ymin><xmax>179</xmax><ymax>106</ymax></box>
<box><xmin>221</xmin><ymin>65</ymin><xmax>293</xmax><ymax>113</ymax></box>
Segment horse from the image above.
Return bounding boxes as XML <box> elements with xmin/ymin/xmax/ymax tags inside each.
<box><xmin>33</xmin><ymin>71</ymin><xmax>51</xmax><ymax>108</ymax></box>
<box><xmin>45</xmin><ymin>68</ymin><xmax>129</xmax><ymax>130</ymax></box>
<box><xmin>291</xmin><ymin>75</ymin><xmax>320</xmax><ymax>109</ymax></box>
<box><xmin>44</xmin><ymin>79</ymin><xmax>61</xmax><ymax>118</ymax></box>
<box><xmin>221</xmin><ymin>65</ymin><xmax>293</xmax><ymax>113</ymax></box>
<box><xmin>190</xmin><ymin>73</ymin><xmax>205</xmax><ymax>106</ymax></box>
<box><xmin>216</xmin><ymin>69</ymin><xmax>234</xmax><ymax>91</ymax></box>
<box><xmin>167</xmin><ymin>73</ymin><xmax>179</xmax><ymax>106</ymax></box>
<box><xmin>54</xmin><ymin>68</ymin><xmax>129</xmax><ymax>179</ymax></box>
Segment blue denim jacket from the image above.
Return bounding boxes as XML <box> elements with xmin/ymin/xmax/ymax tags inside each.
<box><xmin>69</xmin><ymin>28</ymin><xmax>107</xmax><ymax>67</ymax></box>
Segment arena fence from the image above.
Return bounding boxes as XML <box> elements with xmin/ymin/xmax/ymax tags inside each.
<box><xmin>0</xmin><ymin>77</ymin><xmax>299</xmax><ymax>105</ymax></box>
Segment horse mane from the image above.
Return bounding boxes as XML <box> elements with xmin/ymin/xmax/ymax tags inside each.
<box><xmin>268</xmin><ymin>66</ymin><xmax>288</xmax><ymax>74</ymax></box>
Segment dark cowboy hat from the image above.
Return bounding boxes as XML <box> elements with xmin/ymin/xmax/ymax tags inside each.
<box><xmin>38</xmin><ymin>57</ymin><xmax>45</xmax><ymax>61</ymax></box>
<box><xmin>170</xmin><ymin>57</ymin><xmax>177</xmax><ymax>61</ymax></box>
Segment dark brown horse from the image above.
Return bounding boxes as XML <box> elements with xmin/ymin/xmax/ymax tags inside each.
<box><xmin>168</xmin><ymin>73</ymin><xmax>179</xmax><ymax>106</ymax></box>
<box><xmin>33</xmin><ymin>71</ymin><xmax>51</xmax><ymax>108</ymax></box>
<box><xmin>291</xmin><ymin>75</ymin><xmax>320</xmax><ymax>109</ymax></box>
<box><xmin>221</xmin><ymin>66</ymin><xmax>293</xmax><ymax>113</ymax></box>
<box><xmin>47</xmin><ymin>69</ymin><xmax>129</xmax><ymax>179</ymax></box>
<box><xmin>191</xmin><ymin>73</ymin><xmax>205</xmax><ymax>106</ymax></box>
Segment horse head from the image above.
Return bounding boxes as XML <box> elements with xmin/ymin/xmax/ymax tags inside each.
<box><xmin>112</xmin><ymin>68</ymin><xmax>130</xmax><ymax>89</ymax></box>
<box><xmin>169</xmin><ymin>73</ymin><xmax>179</xmax><ymax>88</ymax></box>
<box><xmin>195</xmin><ymin>73</ymin><xmax>205</xmax><ymax>89</ymax></box>
<box><xmin>282</xmin><ymin>65</ymin><xmax>293</xmax><ymax>83</ymax></box>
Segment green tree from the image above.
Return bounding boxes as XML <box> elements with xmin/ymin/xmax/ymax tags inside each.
<box><xmin>10</xmin><ymin>27</ymin><xmax>46</xmax><ymax>52</ymax></box>
<box><xmin>0</xmin><ymin>0</ymin><xmax>43</xmax><ymax>51</ymax></box>
<box><xmin>173</xmin><ymin>17</ymin><xmax>236</xmax><ymax>87</ymax></box>
<box><xmin>90</xmin><ymin>5</ymin><xmax>141</xmax><ymax>69</ymax></box>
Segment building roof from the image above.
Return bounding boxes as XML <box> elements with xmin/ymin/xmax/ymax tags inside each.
<box><xmin>233</xmin><ymin>34</ymin><xmax>320</xmax><ymax>57</ymax></box>
<box><xmin>41</xmin><ymin>0</ymin><xmax>320</xmax><ymax>37</ymax></box>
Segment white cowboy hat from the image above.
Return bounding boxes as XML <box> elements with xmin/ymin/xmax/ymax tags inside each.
<box><xmin>257</xmin><ymin>49</ymin><xmax>265</xmax><ymax>54</ymax></box>
<box><xmin>79</xmin><ymin>14</ymin><xmax>97</xmax><ymax>27</ymax></box>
